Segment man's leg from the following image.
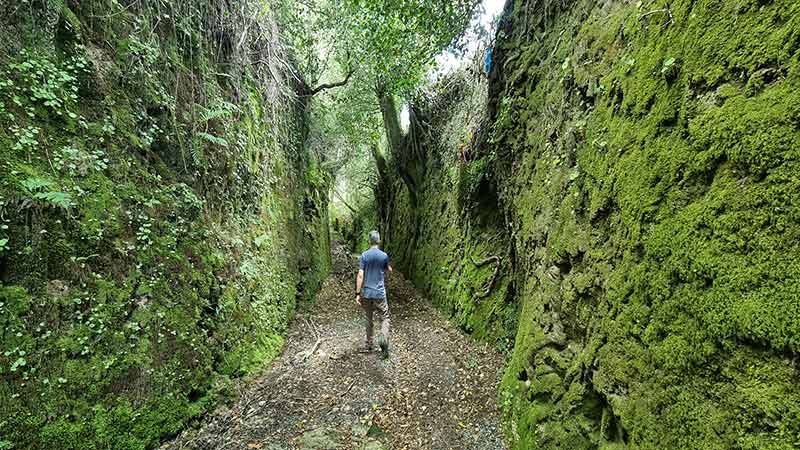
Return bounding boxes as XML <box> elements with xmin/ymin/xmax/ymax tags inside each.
<box><xmin>374</xmin><ymin>297</ymin><xmax>390</xmax><ymax>357</ymax></box>
<box><xmin>362</xmin><ymin>298</ymin><xmax>375</xmax><ymax>349</ymax></box>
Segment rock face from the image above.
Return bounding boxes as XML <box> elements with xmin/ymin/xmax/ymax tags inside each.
<box><xmin>0</xmin><ymin>1</ymin><xmax>330</xmax><ymax>449</ymax></box>
<box><xmin>380</xmin><ymin>0</ymin><xmax>800</xmax><ymax>448</ymax></box>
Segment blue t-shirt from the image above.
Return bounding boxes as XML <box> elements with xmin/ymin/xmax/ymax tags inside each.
<box><xmin>359</xmin><ymin>247</ymin><xmax>390</xmax><ymax>299</ymax></box>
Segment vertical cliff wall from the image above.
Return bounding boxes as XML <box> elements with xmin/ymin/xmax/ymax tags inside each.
<box><xmin>381</xmin><ymin>0</ymin><xmax>800</xmax><ymax>448</ymax></box>
<box><xmin>379</xmin><ymin>69</ymin><xmax>518</xmax><ymax>345</ymax></box>
<box><xmin>0</xmin><ymin>1</ymin><xmax>330</xmax><ymax>448</ymax></box>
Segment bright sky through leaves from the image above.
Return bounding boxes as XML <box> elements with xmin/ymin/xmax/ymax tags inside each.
<box><xmin>399</xmin><ymin>0</ymin><xmax>505</xmax><ymax>129</ymax></box>
<box><xmin>434</xmin><ymin>0</ymin><xmax>505</xmax><ymax>75</ymax></box>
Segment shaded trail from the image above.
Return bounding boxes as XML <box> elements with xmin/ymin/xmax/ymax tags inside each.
<box><xmin>164</xmin><ymin>243</ymin><xmax>507</xmax><ymax>450</ymax></box>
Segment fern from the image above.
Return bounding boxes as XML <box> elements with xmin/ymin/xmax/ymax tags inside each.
<box><xmin>33</xmin><ymin>191</ymin><xmax>74</xmax><ymax>209</ymax></box>
<box><xmin>197</xmin><ymin>131</ymin><xmax>229</xmax><ymax>148</ymax></box>
<box><xmin>20</xmin><ymin>176</ymin><xmax>54</xmax><ymax>192</ymax></box>
<box><xmin>254</xmin><ymin>234</ymin><xmax>271</xmax><ymax>248</ymax></box>
<box><xmin>190</xmin><ymin>143</ymin><xmax>204</xmax><ymax>165</ymax></box>
<box><xmin>200</xmin><ymin>101</ymin><xmax>238</xmax><ymax>121</ymax></box>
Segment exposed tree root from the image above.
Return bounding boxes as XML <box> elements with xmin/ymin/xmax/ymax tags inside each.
<box><xmin>471</xmin><ymin>255</ymin><xmax>502</xmax><ymax>300</ymax></box>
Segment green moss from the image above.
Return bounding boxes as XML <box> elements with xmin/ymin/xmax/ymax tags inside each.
<box><xmin>381</xmin><ymin>0</ymin><xmax>800</xmax><ymax>448</ymax></box>
<box><xmin>487</xmin><ymin>0</ymin><xmax>800</xmax><ymax>448</ymax></box>
<box><xmin>0</xmin><ymin>2</ymin><xmax>331</xmax><ymax>449</ymax></box>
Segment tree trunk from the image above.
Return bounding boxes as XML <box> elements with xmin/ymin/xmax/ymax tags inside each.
<box><xmin>377</xmin><ymin>91</ymin><xmax>419</xmax><ymax>206</ymax></box>
<box><xmin>379</xmin><ymin>92</ymin><xmax>403</xmax><ymax>154</ymax></box>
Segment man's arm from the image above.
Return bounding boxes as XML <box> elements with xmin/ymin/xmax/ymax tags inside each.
<box><xmin>355</xmin><ymin>269</ymin><xmax>364</xmax><ymax>305</ymax></box>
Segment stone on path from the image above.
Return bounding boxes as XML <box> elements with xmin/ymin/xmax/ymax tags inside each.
<box><xmin>299</xmin><ymin>427</ymin><xmax>340</xmax><ymax>449</ymax></box>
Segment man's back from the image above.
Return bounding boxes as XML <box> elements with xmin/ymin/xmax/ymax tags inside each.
<box><xmin>359</xmin><ymin>247</ymin><xmax>390</xmax><ymax>299</ymax></box>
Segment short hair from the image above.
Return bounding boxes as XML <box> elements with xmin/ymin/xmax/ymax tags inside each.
<box><xmin>368</xmin><ymin>230</ymin><xmax>381</xmax><ymax>245</ymax></box>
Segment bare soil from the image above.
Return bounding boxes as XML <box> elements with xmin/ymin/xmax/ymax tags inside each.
<box><xmin>163</xmin><ymin>243</ymin><xmax>508</xmax><ymax>450</ymax></box>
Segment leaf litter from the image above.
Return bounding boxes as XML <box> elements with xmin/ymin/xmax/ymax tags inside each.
<box><xmin>163</xmin><ymin>243</ymin><xmax>508</xmax><ymax>450</ymax></box>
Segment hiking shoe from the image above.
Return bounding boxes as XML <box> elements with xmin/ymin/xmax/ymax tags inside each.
<box><xmin>379</xmin><ymin>341</ymin><xmax>389</xmax><ymax>359</ymax></box>
<box><xmin>359</xmin><ymin>343</ymin><xmax>374</xmax><ymax>353</ymax></box>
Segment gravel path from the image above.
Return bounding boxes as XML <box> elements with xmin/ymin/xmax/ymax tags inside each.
<box><xmin>163</xmin><ymin>243</ymin><xmax>508</xmax><ymax>450</ymax></box>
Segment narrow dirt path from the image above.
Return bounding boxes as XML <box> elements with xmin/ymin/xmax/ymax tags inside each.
<box><xmin>164</xmin><ymin>243</ymin><xmax>507</xmax><ymax>450</ymax></box>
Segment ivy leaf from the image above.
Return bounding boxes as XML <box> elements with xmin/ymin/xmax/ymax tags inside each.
<box><xmin>10</xmin><ymin>357</ymin><xmax>26</xmax><ymax>372</ymax></box>
<box><xmin>661</xmin><ymin>57</ymin><xmax>676</xmax><ymax>74</ymax></box>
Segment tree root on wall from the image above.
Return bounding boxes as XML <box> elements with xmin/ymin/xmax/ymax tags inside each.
<box><xmin>470</xmin><ymin>254</ymin><xmax>502</xmax><ymax>300</ymax></box>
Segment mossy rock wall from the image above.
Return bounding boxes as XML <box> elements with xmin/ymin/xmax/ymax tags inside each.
<box><xmin>383</xmin><ymin>0</ymin><xmax>800</xmax><ymax>449</ymax></box>
<box><xmin>381</xmin><ymin>69</ymin><xmax>518</xmax><ymax>345</ymax></box>
<box><xmin>0</xmin><ymin>1</ymin><xmax>331</xmax><ymax>449</ymax></box>
<box><xmin>334</xmin><ymin>199</ymin><xmax>380</xmax><ymax>254</ymax></box>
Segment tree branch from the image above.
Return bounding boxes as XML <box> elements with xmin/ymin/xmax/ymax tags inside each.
<box><xmin>332</xmin><ymin>188</ymin><xmax>359</xmax><ymax>215</ymax></box>
<box><xmin>639</xmin><ymin>5</ymin><xmax>674</xmax><ymax>28</ymax></box>
<box><xmin>303</xmin><ymin>69</ymin><xmax>356</xmax><ymax>97</ymax></box>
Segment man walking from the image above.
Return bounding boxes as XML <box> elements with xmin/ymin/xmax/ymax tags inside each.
<box><xmin>355</xmin><ymin>230</ymin><xmax>392</xmax><ymax>358</ymax></box>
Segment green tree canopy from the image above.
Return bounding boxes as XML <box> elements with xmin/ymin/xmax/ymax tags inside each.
<box><xmin>277</xmin><ymin>0</ymin><xmax>479</xmax><ymax>95</ymax></box>
<box><xmin>274</xmin><ymin>0</ymin><xmax>480</xmax><ymax>217</ymax></box>
<box><xmin>332</xmin><ymin>0</ymin><xmax>479</xmax><ymax>93</ymax></box>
